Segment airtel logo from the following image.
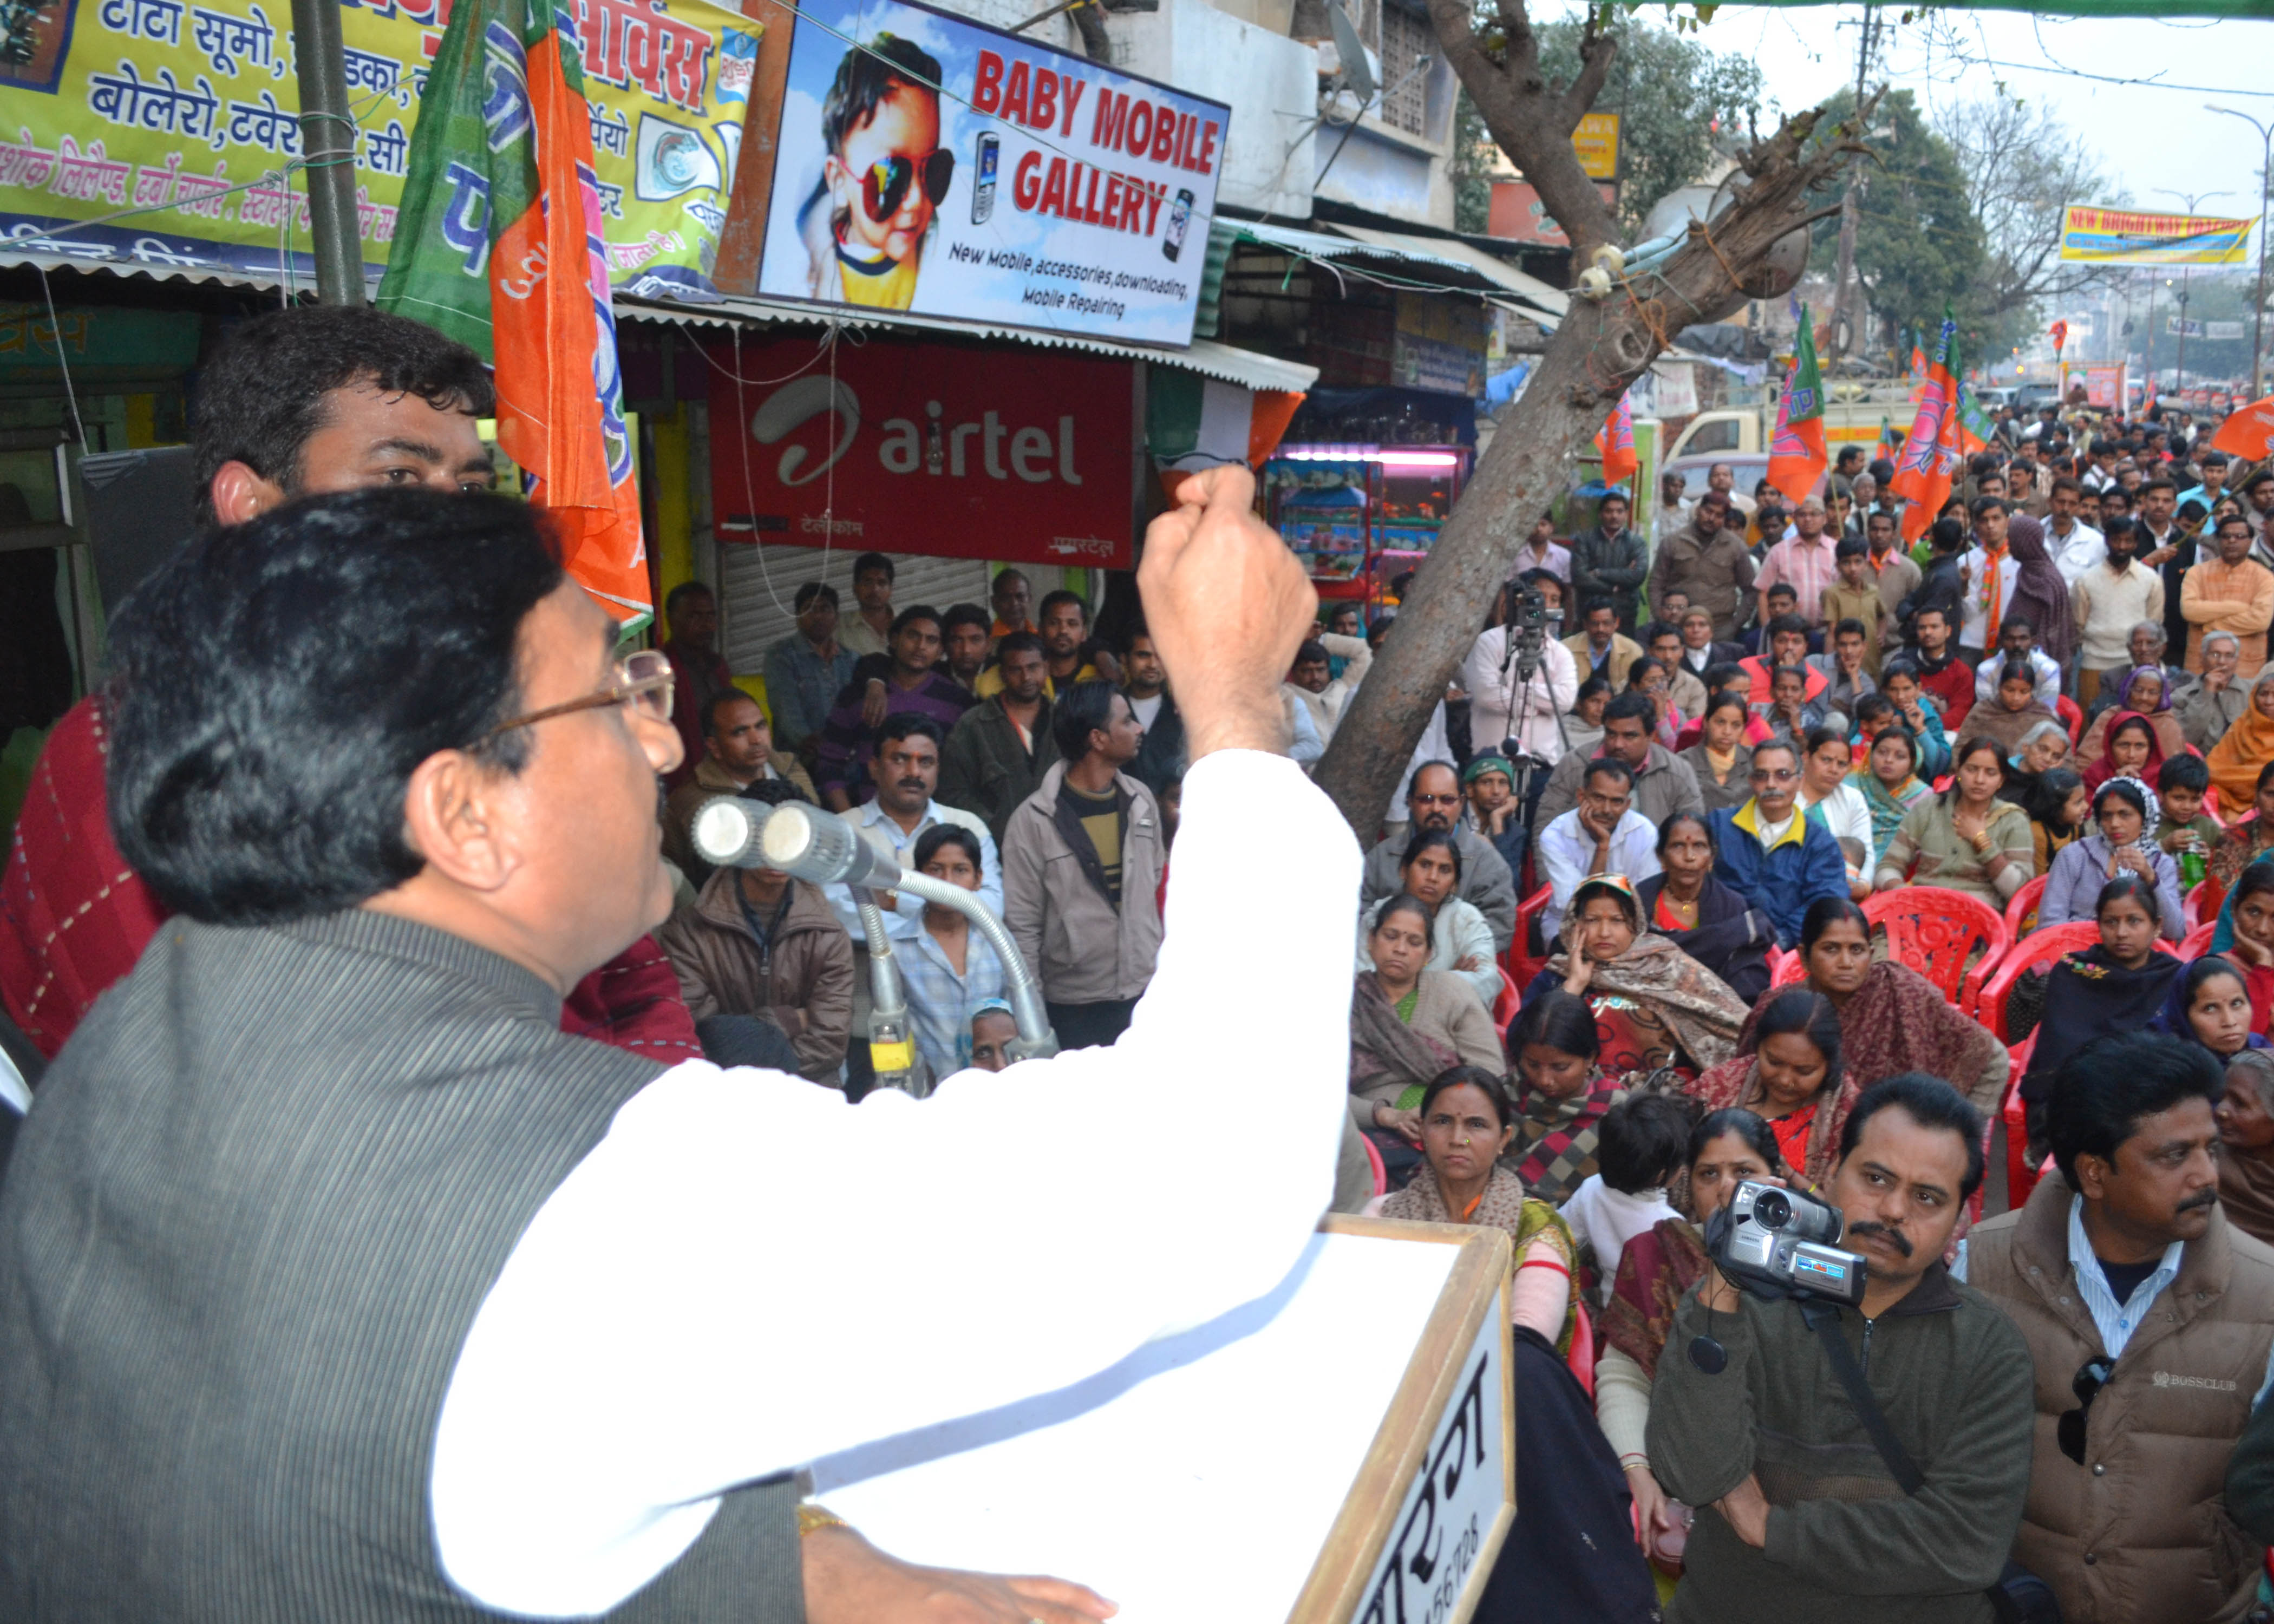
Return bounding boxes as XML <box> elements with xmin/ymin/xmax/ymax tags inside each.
<box><xmin>749</xmin><ymin>378</ymin><xmax>1086</xmax><ymax>488</ymax></box>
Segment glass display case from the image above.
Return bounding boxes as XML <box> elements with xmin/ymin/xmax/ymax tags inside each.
<box><xmin>1260</xmin><ymin>444</ymin><xmax>1472</xmax><ymax>607</ymax></box>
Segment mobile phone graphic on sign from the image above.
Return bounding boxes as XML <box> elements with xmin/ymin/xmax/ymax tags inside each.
<box><xmin>1162</xmin><ymin>187</ymin><xmax>1194</xmax><ymax>260</ymax></box>
<box><xmin>973</xmin><ymin>132</ymin><xmax>999</xmax><ymax>224</ymax></box>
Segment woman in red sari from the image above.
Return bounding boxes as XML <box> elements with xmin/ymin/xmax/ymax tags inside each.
<box><xmin>1684</xmin><ymin>988</ymin><xmax>1857</xmax><ymax>1193</ymax></box>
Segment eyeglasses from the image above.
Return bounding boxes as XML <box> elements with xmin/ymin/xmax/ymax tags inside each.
<box><xmin>476</xmin><ymin>649</ymin><xmax>675</xmax><ymax>745</ymax></box>
<box><xmin>1750</xmin><ymin>767</ymin><xmax>1801</xmax><ymax>783</ymax></box>
<box><xmin>2057</xmin><ymin>1355</ymin><xmax>2116</xmax><ymax>1464</ymax></box>
<box><xmin>859</xmin><ymin>150</ymin><xmax>955</xmax><ymax>222</ymax></box>
<box><xmin>1410</xmin><ymin>792</ymin><xmax>1462</xmax><ymax>807</ymax></box>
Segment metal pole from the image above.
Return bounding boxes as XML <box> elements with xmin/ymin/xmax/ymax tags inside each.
<box><xmin>291</xmin><ymin>0</ymin><xmax>364</xmax><ymax>305</ymax></box>
<box><xmin>2154</xmin><ymin>186</ymin><xmax>2232</xmax><ymax>407</ymax></box>
<box><xmin>2207</xmin><ymin>108</ymin><xmax>2272</xmax><ymax>400</ymax></box>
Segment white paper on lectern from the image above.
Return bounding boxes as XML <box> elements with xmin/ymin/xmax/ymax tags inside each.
<box><xmin>814</xmin><ymin>1233</ymin><xmax>1464</xmax><ymax>1621</ymax></box>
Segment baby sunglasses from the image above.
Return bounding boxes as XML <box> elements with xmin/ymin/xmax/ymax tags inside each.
<box><xmin>859</xmin><ymin>149</ymin><xmax>955</xmax><ymax>222</ymax></box>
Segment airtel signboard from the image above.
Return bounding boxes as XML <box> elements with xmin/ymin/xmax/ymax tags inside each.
<box><xmin>709</xmin><ymin>335</ymin><xmax>1135</xmax><ymax>567</ymax></box>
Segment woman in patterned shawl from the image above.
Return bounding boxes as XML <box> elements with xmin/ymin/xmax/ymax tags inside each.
<box><xmin>1685</xmin><ymin>988</ymin><xmax>1858</xmax><ymax>1194</ymax></box>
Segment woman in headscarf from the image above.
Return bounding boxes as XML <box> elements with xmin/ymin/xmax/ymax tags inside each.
<box><xmin>1506</xmin><ymin>988</ymin><xmax>1628</xmax><ymax>1206</ymax></box>
<box><xmin>1520</xmin><ymin>874</ymin><xmax>1749</xmax><ymax>1082</ymax></box>
<box><xmin>1594</xmin><ymin>1106</ymin><xmax>1780</xmax><ymax>1571</ymax></box>
<box><xmin>1635</xmin><ymin>813</ymin><xmax>1775</xmax><ymax>1005</ymax></box>
<box><xmin>1684</xmin><ymin>987</ymin><xmax>1858</xmax><ymax>1193</ymax></box>
<box><xmin>2038</xmin><ymin>777</ymin><xmax>2185</xmax><ymax>939</ymax></box>
<box><xmin>2078</xmin><ymin>665</ymin><xmax>2187</xmax><ymax>764</ymax></box>
<box><xmin>2080</xmin><ymin>710</ymin><xmax>2168</xmax><ymax>796</ymax></box>
<box><xmin>2209</xmin><ymin>759</ymin><xmax>2274</xmax><ymax>896</ymax></box>
<box><xmin>1737</xmin><ymin>895</ymin><xmax>2010</xmax><ymax>1118</ymax></box>
<box><xmin>2209</xmin><ymin>668</ymin><xmax>2274</xmax><ymax>814</ymax></box>
<box><xmin>1964</xmin><ymin>660</ymin><xmax>2064</xmax><ymax>755</ymax></box>
<box><xmin>2216</xmin><ymin>1049</ymin><xmax>2274</xmax><ymax>1249</ymax></box>
<box><xmin>1349</xmin><ymin>894</ymin><xmax>1505</xmax><ymax>1180</ymax></box>
<box><xmin>2151</xmin><ymin>954</ymin><xmax>2271</xmax><ymax>1064</ymax></box>
<box><xmin>2020</xmin><ymin>875</ymin><xmax>2182</xmax><ymax>1167</ymax></box>
<box><xmin>2005</xmin><ymin>514</ymin><xmax>2077</xmax><ymax>665</ymax></box>
<box><xmin>1850</xmin><ymin>724</ymin><xmax>1933</xmax><ymax>871</ymax></box>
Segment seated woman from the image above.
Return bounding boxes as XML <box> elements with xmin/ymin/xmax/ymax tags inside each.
<box><xmin>2038</xmin><ymin>777</ymin><xmax>2185</xmax><ymax>940</ymax></box>
<box><xmin>1999</xmin><ymin>719</ymin><xmax>2074</xmax><ymax>813</ymax></box>
<box><xmin>1850</xmin><ymin>724</ymin><xmax>1933</xmax><ymax>873</ymax></box>
<box><xmin>889</xmin><ymin>825</ymin><xmax>1007</xmax><ymax>1085</ymax></box>
<box><xmin>2207</xmin><ymin>668</ymin><xmax>2274</xmax><ymax>815</ymax></box>
<box><xmin>1678</xmin><ymin>691</ymin><xmax>1754</xmax><ymax>813</ymax></box>
<box><xmin>1594</xmin><ymin>1106</ymin><xmax>1780</xmax><ymax>1569</ymax></box>
<box><xmin>1874</xmin><ymin>735</ymin><xmax>2035</xmax><ymax>903</ymax></box>
<box><xmin>1522</xmin><ymin>874</ymin><xmax>1749</xmax><ymax>1082</ymax></box>
<box><xmin>1964</xmin><ymin>660</ymin><xmax>2062</xmax><ymax>755</ymax></box>
<box><xmin>1349</xmin><ymin>894</ymin><xmax>1505</xmax><ymax>1181</ymax></box>
<box><xmin>2081</xmin><ymin>710</ymin><xmax>2166</xmax><ymax>796</ymax></box>
<box><xmin>1797</xmin><ymin>724</ymin><xmax>1875</xmax><ymax>901</ymax></box>
<box><xmin>2021</xmin><ymin>875</ymin><xmax>2180</xmax><ymax>1165</ymax></box>
<box><xmin>2216</xmin><ymin>1049</ymin><xmax>2274</xmax><ymax>1249</ymax></box>
<box><xmin>2152</xmin><ymin>954</ymin><xmax>2271</xmax><ymax>1065</ymax></box>
<box><xmin>1378</xmin><ymin>1066</ymin><xmax>1579</xmax><ymax>1352</ymax></box>
<box><xmin>1357</xmin><ymin>828</ymin><xmax>1498</xmax><ymax>1007</ymax></box>
<box><xmin>1626</xmin><ymin>655</ymin><xmax>1687</xmax><ymax>750</ymax></box>
<box><xmin>2021</xmin><ymin>767</ymin><xmax>2088</xmax><ymax>876</ymax></box>
<box><xmin>2219</xmin><ymin>864</ymin><xmax>2274</xmax><ymax>1032</ymax></box>
<box><xmin>1636</xmin><ymin>813</ymin><xmax>1774</xmax><ymax>1005</ymax></box>
<box><xmin>2079</xmin><ymin>666</ymin><xmax>2187</xmax><ymax>765</ymax></box>
<box><xmin>1735</xmin><ymin>895</ymin><xmax>2009</xmax><ymax>1117</ymax></box>
<box><xmin>1685</xmin><ymin>987</ymin><xmax>1857</xmax><ymax>1194</ymax></box>
<box><xmin>1507</xmin><ymin>989</ymin><xmax>1628</xmax><ymax>1206</ymax></box>
<box><xmin>2210</xmin><ymin>758</ymin><xmax>2274</xmax><ymax>898</ymax></box>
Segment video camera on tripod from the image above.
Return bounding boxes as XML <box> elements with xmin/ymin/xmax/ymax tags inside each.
<box><xmin>1496</xmin><ymin>577</ymin><xmax>1564</xmax><ymax>788</ymax></box>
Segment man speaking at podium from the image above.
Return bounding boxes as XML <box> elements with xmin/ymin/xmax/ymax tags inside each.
<box><xmin>0</xmin><ymin>467</ymin><xmax>1357</xmax><ymax>1623</ymax></box>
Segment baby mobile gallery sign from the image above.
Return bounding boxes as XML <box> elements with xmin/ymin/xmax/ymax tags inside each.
<box><xmin>754</xmin><ymin>0</ymin><xmax>1229</xmax><ymax>346</ymax></box>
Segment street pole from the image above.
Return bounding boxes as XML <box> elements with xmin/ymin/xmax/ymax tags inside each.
<box><xmin>2206</xmin><ymin>107</ymin><xmax>2272</xmax><ymax>400</ymax></box>
<box><xmin>291</xmin><ymin>0</ymin><xmax>363</xmax><ymax>306</ymax></box>
<box><xmin>1829</xmin><ymin>2</ymin><xmax>1877</xmax><ymax>357</ymax></box>
<box><xmin>2155</xmin><ymin>186</ymin><xmax>2232</xmax><ymax>406</ymax></box>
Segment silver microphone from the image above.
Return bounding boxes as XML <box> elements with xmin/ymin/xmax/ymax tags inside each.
<box><xmin>690</xmin><ymin>796</ymin><xmax>771</xmax><ymax>869</ymax></box>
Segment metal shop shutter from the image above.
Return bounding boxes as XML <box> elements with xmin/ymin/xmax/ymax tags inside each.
<box><xmin>720</xmin><ymin>545</ymin><xmax>994</xmax><ymax>672</ymax></box>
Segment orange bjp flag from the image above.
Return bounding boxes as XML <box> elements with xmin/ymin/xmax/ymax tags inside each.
<box><xmin>1595</xmin><ymin>392</ymin><xmax>1637</xmax><ymax>489</ymax></box>
<box><xmin>2212</xmin><ymin>394</ymin><xmax>2274</xmax><ymax>462</ymax></box>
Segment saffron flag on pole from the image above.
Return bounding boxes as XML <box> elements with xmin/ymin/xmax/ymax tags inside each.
<box><xmin>1888</xmin><ymin>311</ymin><xmax>1962</xmax><ymax>543</ymax></box>
<box><xmin>2211</xmin><ymin>394</ymin><xmax>2274</xmax><ymax>461</ymax></box>
<box><xmin>1595</xmin><ymin>392</ymin><xmax>1637</xmax><ymax>489</ymax></box>
<box><xmin>1766</xmin><ymin>306</ymin><xmax>1827</xmax><ymax>506</ymax></box>
<box><xmin>1956</xmin><ymin>377</ymin><xmax>1995</xmax><ymax>456</ymax></box>
<box><xmin>376</xmin><ymin>0</ymin><xmax>651</xmax><ymax>627</ymax></box>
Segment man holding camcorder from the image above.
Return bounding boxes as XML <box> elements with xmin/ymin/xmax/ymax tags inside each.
<box><xmin>1645</xmin><ymin>1075</ymin><xmax>2036</xmax><ymax>1624</ymax></box>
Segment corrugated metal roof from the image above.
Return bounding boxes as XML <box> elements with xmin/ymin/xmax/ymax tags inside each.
<box><xmin>0</xmin><ymin>247</ymin><xmax>321</xmax><ymax>293</ymax></box>
<box><xmin>615</xmin><ymin>292</ymin><xmax>1318</xmax><ymax>393</ymax></box>
<box><xmin>1221</xmin><ymin>218</ymin><xmax>1566</xmax><ymax>328</ymax></box>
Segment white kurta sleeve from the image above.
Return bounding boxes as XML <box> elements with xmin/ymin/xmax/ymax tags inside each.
<box><xmin>430</xmin><ymin>749</ymin><xmax>1360</xmax><ymax>1617</ymax></box>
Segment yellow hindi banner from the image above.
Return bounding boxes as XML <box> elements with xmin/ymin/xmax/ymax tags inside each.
<box><xmin>0</xmin><ymin>0</ymin><xmax>758</xmax><ymax>292</ymax></box>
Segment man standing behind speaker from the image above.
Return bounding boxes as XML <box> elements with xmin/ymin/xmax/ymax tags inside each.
<box><xmin>0</xmin><ymin>464</ymin><xmax>1350</xmax><ymax>1623</ymax></box>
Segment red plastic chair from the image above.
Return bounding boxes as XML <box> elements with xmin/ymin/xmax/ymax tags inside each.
<box><xmin>1362</xmin><ymin>1131</ymin><xmax>1388</xmax><ymax>1198</ymax></box>
<box><xmin>1507</xmin><ymin>884</ymin><xmax>1554</xmax><ymax>988</ymax></box>
<box><xmin>2179</xmin><ymin>920</ymin><xmax>2219</xmax><ymax>959</ymax></box>
<box><xmin>2185</xmin><ymin>882</ymin><xmax>2212</xmax><ymax>931</ymax></box>
<box><xmin>2057</xmin><ymin>693</ymin><xmax>2084</xmax><ymax>745</ymax></box>
<box><xmin>2001</xmin><ymin>1038</ymin><xmax>2043</xmax><ymax>1207</ymax></box>
<box><xmin>2004</xmin><ymin>874</ymin><xmax>2048</xmax><ymax>942</ymax></box>
<box><xmin>1492</xmin><ymin>965</ymin><xmax>1520</xmax><ymax>1049</ymax></box>
<box><xmin>1863</xmin><ymin>886</ymin><xmax>2010</xmax><ymax>1014</ymax></box>
<box><xmin>1975</xmin><ymin>920</ymin><xmax>2100</xmax><ymax>1043</ymax></box>
<box><xmin>1770</xmin><ymin>949</ymin><xmax>1809</xmax><ymax>989</ymax></box>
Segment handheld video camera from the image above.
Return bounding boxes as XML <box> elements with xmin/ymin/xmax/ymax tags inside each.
<box><xmin>1704</xmin><ymin>1181</ymin><xmax>1868</xmax><ymax>1308</ymax></box>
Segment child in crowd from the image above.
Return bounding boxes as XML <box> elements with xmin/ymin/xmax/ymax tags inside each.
<box><xmin>1820</xmin><ymin>539</ymin><xmax>1887</xmax><ymax>673</ymax></box>
<box><xmin>2158</xmin><ymin>753</ymin><xmax>2220</xmax><ymax>873</ymax></box>
<box><xmin>1559</xmin><ymin>1091</ymin><xmax>1694</xmax><ymax>1304</ymax></box>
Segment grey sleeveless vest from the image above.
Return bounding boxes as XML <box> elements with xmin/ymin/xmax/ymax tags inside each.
<box><xmin>0</xmin><ymin>909</ymin><xmax>802</xmax><ymax>1621</ymax></box>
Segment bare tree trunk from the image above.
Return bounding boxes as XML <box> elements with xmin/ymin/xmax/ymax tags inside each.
<box><xmin>1312</xmin><ymin>106</ymin><xmax>1855</xmax><ymax>837</ymax></box>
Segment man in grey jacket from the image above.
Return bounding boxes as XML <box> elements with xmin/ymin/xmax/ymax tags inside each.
<box><xmin>1572</xmin><ymin>491</ymin><xmax>1649</xmax><ymax>636</ymax></box>
<box><xmin>1002</xmin><ymin>680</ymin><xmax>1166</xmax><ymax>1049</ymax></box>
<box><xmin>1646</xmin><ymin>1075</ymin><xmax>2034</xmax><ymax>1623</ymax></box>
<box><xmin>1358</xmin><ymin>761</ymin><xmax>1517</xmax><ymax>952</ymax></box>
<box><xmin>1534</xmin><ymin>693</ymin><xmax>1705</xmax><ymax>829</ymax></box>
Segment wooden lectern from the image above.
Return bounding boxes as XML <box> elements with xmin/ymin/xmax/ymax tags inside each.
<box><xmin>815</xmin><ymin>1214</ymin><xmax>1515</xmax><ymax>1623</ymax></box>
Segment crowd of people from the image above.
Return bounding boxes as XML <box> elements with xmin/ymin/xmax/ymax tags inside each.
<box><xmin>9</xmin><ymin>300</ymin><xmax>2274</xmax><ymax>1622</ymax></box>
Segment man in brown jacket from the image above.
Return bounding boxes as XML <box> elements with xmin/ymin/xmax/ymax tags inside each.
<box><xmin>657</xmin><ymin>782</ymin><xmax>855</xmax><ymax>1083</ymax></box>
<box><xmin>1648</xmin><ymin>489</ymin><xmax>1757</xmax><ymax>641</ymax></box>
<box><xmin>659</xmin><ymin>690</ymin><xmax>816</xmax><ymax>886</ymax></box>
<box><xmin>1965</xmin><ymin>1031</ymin><xmax>2274</xmax><ymax>1624</ymax></box>
<box><xmin>1001</xmin><ymin>680</ymin><xmax>1165</xmax><ymax>1050</ymax></box>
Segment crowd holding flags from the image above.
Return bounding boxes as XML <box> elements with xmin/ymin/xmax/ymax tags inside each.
<box><xmin>376</xmin><ymin>0</ymin><xmax>652</xmax><ymax>627</ymax></box>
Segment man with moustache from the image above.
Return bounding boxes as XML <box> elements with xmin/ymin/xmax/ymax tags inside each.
<box><xmin>1648</xmin><ymin>1074</ymin><xmax>2034</xmax><ymax>1623</ymax></box>
<box><xmin>1965</xmin><ymin>1033</ymin><xmax>2274</xmax><ymax>1624</ymax></box>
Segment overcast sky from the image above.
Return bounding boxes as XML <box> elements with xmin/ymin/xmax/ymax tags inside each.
<box><xmin>1545</xmin><ymin>3</ymin><xmax>2274</xmax><ymax>266</ymax></box>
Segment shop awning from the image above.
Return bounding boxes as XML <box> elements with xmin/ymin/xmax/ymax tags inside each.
<box><xmin>1220</xmin><ymin>218</ymin><xmax>1567</xmax><ymax>329</ymax></box>
<box><xmin>0</xmin><ymin>247</ymin><xmax>1318</xmax><ymax>397</ymax></box>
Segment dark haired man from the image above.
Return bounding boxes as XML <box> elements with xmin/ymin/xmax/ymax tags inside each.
<box><xmin>1971</xmin><ymin>613</ymin><xmax>2060</xmax><ymax>710</ymax></box>
<box><xmin>0</xmin><ymin>461</ymin><xmax>1351</xmax><ymax>1621</ymax></box>
<box><xmin>1705</xmin><ymin>738</ymin><xmax>1848</xmax><ymax>948</ymax></box>
<box><xmin>839</xmin><ymin>550</ymin><xmax>898</xmax><ymax>658</ymax></box>
<box><xmin>1535</xmin><ymin>691</ymin><xmax>1704</xmax><ymax>828</ymax></box>
<box><xmin>1966</xmin><ymin>1033</ymin><xmax>2274</xmax><ymax>1624</ymax></box>
<box><xmin>1572</xmin><ymin>491</ymin><xmax>1647</xmax><ymax>636</ymax></box>
<box><xmin>661</xmin><ymin>689</ymin><xmax>816</xmax><ymax>883</ymax></box>
<box><xmin>938</xmin><ymin>630</ymin><xmax>1059</xmax><ymax>845</ymax></box>
<box><xmin>1535</xmin><ymin>756</ymin><xmax>1658</xmax><ymax>942</ymax></box>
<box><xmin>1002</xmin><ymin>680</ymin><xmax>1164</xmax><ymax>1047</ymax></box>
<box><xmin>1905</xmin><ymin>603</ymin><xmax>1976</xmax><ymax>729</ymax></box>
<box><xmin>763</xmin><ymin>581</ymin><xmax>857</xmax><ymax>752</ymax></box>
<box><xmin>1285</xmin><ymin>625</ymin><xmax>1372</xmax><ymax>748</ymax></box>
<box><xmin>0</xmin><ymin>303</ymin><xmax>700</xmax><ymax>1066</ymax></box>
<box><xmin>1650</xmin><ymin>1073</ymin><xmax>2034</xmax><ymax>1623</ymax></box>
<box><xmin>661</xmin><ymin>581</ymin><xmax>733</xmax><ymax>788</ymax></box>
<box><xmin>2180</xmin><ymin>513</ymin><xmax>2274</xmax><ymax>675</ymax></box>
<box><xmin>1120</xmin><ymin>626</ymin><xmax>1186</xmax><ymax>796</ymax></box>
<box><xmin>1649</xmin><ymin>489</ymin><xmax>1756</xmax><ymax>643</ymax></box>
<box><xmin>1564</xmin><ymin>597</ymin><xmax>1642</xmax><ymax>686</ymax></box>
<box><xmin>1739</xmin><ymin>613</ymin><xmax>1827</xmax><ymax>707</ymax></box>
<box><xmin>659</xmin><ymin>776</ymin><xmax>856</xmax><ymax>1084</ymax></box>
<box><xmin>828</xmin><ymin>714</ymin><xmax>999</xmax><ymax>940</ymax></box>
<box><xmin>2135</xmin><ymin>475</ymin><xmax>2194</xmax><ymax>658</ymax></box>
<box><xmin>1358</xmin><ymin>761</ymin><xmax>1518</xmax><ymax>951</ymax></box>
<box><xmin>813</xmin><ymin>604</ymin><xmax>974</xmax><ymax>809</ymax></box>
<box><xmin>938</xmin><ymin>602</ymin><xmax>992</xmax><ymax>693</ymax></box>
<box><xmin>976</xmin><ymin>587</ymin><xmax>1104</xmax><ymax>699</ymax></box>
<box><xmin>990</xmin><ymin>566</ymin><xmax>1034</xmax><ymax>639</ymax></box>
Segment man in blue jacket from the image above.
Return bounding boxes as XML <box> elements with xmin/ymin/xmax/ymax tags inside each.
<box><xmin>1707</xmin><ymin>738</ymin><xmax>1850</xmax><ymax>949</ymax></box>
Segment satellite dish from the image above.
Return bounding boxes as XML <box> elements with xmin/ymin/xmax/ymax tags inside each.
<box><xmin>1327</xmin><ymin>1</ymin><xmax>1375</xmax><ymax>107</ymax></box>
